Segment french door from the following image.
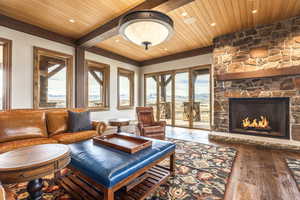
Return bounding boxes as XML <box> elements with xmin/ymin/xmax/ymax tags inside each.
<box><xmin>144</xmin><ymin>65</ymin><xmax>211</xmax><ymax>130</ymax></box>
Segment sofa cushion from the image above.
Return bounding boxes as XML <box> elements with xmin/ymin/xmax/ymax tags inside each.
<box><xmin>0</xmin><ymin>138</ymin><xmax>58</xmax><ymax>153</ymax></box>
<box><xmin>0</xmin><ymin>111</ymin><xmax>48</xmax><ymax>143</ymax></box>
<box><xmin>46</xmin><ymin>111</ymin><xmax>68</xmax><ymax>136</ymax></box>
<box><xmin>46</xmin><ymin>109</ymin><xmax>87</xmax><ymax>136</ymax></box>
<box><xmin>51</xmin><ymin>130</ymin><xmax>97</xmax><ymax>144</ymax></box>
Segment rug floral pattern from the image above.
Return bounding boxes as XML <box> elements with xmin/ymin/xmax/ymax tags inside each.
<box><xmin>5</xmin><ymin>174</ymin><xmax>72</xmax><ymax>200</ymax></box>
<box><xmin>148</xmin><ymin>138</ymin><xmax>237</xmax><ymax>200</ymax></box>
<box><xmin>6</xmin><ymin>138</ymin><xmax>237</xmax><ymax>200</ymax></box>
<box><xmin>286</xmin><ymin>158</ymin><xmax>300</xmax><ymax>189</ymax></box>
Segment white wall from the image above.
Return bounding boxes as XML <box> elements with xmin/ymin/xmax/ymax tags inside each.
<box><xmin>139</xmin><ymin>54</ymin><xmax>213</xmax><ymax>104</ymax></box>
<box><xmin>0</xmin><ymin>26</ymin><xmax>75</xmax><ymax>109</ymax></box>
<box><xmin>0</xmin><ymin>25</ymin><xmax>213</xmax><ymax>122</ymax></box>
<box><xmin>0</xmin><ymin>26</ymin><xmax>141</xmax><ymax>121</ymax></box>
<box><xmin>85</xmin><ymin>52</ymin><xmax>140</xmax><ymax>121</ymax></box>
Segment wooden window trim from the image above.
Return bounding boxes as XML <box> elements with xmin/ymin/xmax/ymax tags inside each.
<box><xmin>0</xmin><ymin>38</ymin><xmax>12</xmax><ymax>110</ymax></box>
<box><xmin>117</xmin><ymin>67</ymin><xmax>134</xmax><ymax>110</ymax></box>
<box><xmin>33</xmin><ymin>47</ymin><xmax>73</xmax><ymax>109</ymax></box>
<box><xmin>86</xmin><ymin>60</ymin><xmax>110</xmax><ymax>111</ymax></box>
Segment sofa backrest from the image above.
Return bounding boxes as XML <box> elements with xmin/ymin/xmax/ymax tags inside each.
<box><xmin>46</xmin><ymin>108</ymin><xmax>86</xmax><ymax>136</ymax></box>
<box><xmin>0</xmin><ymin>110</ymin><xmax>48</xmax><ymax>143</ymax></box>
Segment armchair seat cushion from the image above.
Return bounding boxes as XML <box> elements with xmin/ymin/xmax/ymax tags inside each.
<box><xmin>0</xmin><ymin>138</ymin><xmax>58</xmax><ymax>153</ymax></box>
<box><xmin>51</xmin><ymin>130</ymin><xmax>97</xmax><ymax>144</ymax></box>
<box><xmin>143</xmin><ymin>126</ymin><xmax>165</xmax><ymax>134</ymax></box>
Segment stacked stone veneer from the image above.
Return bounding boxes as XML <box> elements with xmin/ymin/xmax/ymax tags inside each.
<box><xmin>213</xmin><ymin>16</ymin><xmax>300</xmax><ymax>140</ymax></box>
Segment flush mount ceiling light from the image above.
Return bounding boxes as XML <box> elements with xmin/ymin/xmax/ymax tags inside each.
<box><xmin>252</xmin><ymin>9</ymin><xmax>258</xmax><ymax>14</ymax></box>
<box><xmin>119</xmin><ymin>10</ymin><xmax>174</xmax><ymax>50</ymax></box>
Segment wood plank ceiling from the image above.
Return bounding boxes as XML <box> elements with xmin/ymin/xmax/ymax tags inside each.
<box><xmin>0</xmin><ymin>0</ymin><xmax>145</xmax><ymax>39</ymax></box>
<box><xmin>97</xmin><ymin>0</ymin><xmax>300</xmax><ymax>61</ymax></box>
<box><xmin>0</xmin><ymin>0</ymin><xmax>300</xmax><ymax>62</ymax></box>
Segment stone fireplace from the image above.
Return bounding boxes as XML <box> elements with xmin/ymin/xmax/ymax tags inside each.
<box><xmin>212</xmin><ymin>16</ymin><xmax>300</xmax><ymax>142</ymax></box>
<box><xmin>229</xmin><ymin>97</ymin><xmax>289</xmax><ymax>139</ymax></box>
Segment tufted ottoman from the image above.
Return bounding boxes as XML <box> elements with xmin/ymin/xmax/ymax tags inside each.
<box><xmin>58</xmin><ymin>133</ymin><xmax>176</xmax><ymax>200</ymax></box>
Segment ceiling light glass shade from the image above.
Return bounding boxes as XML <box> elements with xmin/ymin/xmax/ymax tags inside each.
<box><xmin>119</xmin><ymin>10</ymin><xmax>174</xmax><ymax>50</ymax></box>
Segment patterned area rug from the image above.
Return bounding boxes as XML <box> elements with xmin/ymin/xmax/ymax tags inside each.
<box><xmin>6</xmin><ymin>139</ymin><xmax>237</xmax><ymax>200</ymax></box>
<box><xmin>286</xmin><ymin>158</ymin><xmax>300</xmax><ymax>189</ymax></box>
<box><xmin>148</xmin><ymin>138</ymin><xmax>237</xmax><ymax>200</ymax></box>
<box><xmin>5</xmin><ymin>175</ymin><xmax>72</xmax><ymax>200</ymax></box>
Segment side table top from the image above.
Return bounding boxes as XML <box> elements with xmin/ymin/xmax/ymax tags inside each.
<box><xmin>109</xmin><ymin>118</ymin><xmax>130</xmax><ymax>126</ymax></box>
<box><xmin>108</xmin><ymin>118</ymin><xmax>130</xmax><ymax>123</ymax></box>
<box><xmin>0</xmin><ymin>144</ymin><xmax>70</xmax><ymax>171</ymax></box>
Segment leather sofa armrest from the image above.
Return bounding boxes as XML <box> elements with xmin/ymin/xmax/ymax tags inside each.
<box><xmin>92</xmin><ymin>121</ymin><xmax>107</xmax><ymax>135</ymax></box>
<box><xmin>0</xmin><ymin>181</ymin><xmax>15</xmax><ymax>200</ymax></box>
<box><xmin>0</xmin><ymin>182</ymin><xmax>5</xmax><ymax>200</ymax></box>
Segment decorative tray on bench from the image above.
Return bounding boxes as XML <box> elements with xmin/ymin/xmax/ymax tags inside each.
<box><xmin>93</xmin><ymin>133</ymin><xmax>152</xmax><ymax>154</ymax></box>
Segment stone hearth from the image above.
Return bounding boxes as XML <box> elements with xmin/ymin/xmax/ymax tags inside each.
<box><xmin>213</xmin><ymin>16</ymin><xmax>300</xmax><ymax>141</ymax></box>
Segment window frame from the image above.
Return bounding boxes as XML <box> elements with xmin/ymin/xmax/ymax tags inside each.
<box><xmin>117</xmin><ymin>67</ymin><xmax>134</xmax><ymax>110</ymax></box>
<box><xmin>86</xmin><ymin>60</ymin><xmax>110</xmax><ymax>111</ymax></box>
<box><xmin>0</xmin><ymin>38</ymin><xmax>12</xmax><ymax>110</ymax></box>
<box><xmin>33</xmin><ymin>47</ymin><xmax>73</xmax><ymax>109</ymax></box>
<box><xmin>143</xmin><ymin>64</ymin><xmax>212</xmax><ymax>130</ymax></box>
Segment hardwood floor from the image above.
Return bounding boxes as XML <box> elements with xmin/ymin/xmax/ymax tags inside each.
<box><xmin>165</xmin><ymin>126</ymin><xmax>300</xmax><ymax>200</ymax></box>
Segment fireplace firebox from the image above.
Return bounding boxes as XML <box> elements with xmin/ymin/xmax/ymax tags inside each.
<box><xmin>229</xmin><ymin>97</ymin><xmax>289</xmax><ymax>139</ymax></box>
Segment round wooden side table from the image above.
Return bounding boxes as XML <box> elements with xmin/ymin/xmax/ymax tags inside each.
<box><xmin>109</xmin><ymin>118</ymin><xmax>130</xmax><ymax>133</ymax></box>
<box><xmin>0</xmin><ymin>144</ymin><xmax>70</xmax><ymax>200</ymax></box>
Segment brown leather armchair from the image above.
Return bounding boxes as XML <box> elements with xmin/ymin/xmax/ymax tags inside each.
<box><xmin>136</xmin><ymin>107</ymin><xmax>166</xmax><ymax>140</ymax></box>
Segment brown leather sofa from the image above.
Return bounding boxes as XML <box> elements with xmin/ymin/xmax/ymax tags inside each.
<box><xmin>0</xmin><ymin>109</ymin><xmax>107</xmax><ymax>153</ymax></box>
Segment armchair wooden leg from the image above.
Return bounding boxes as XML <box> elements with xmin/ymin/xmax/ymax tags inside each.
<box><xmin>54</xmin><ymin>171</ymin><xmax>61</xmax><ymax>179</ymax></box>
<box><xmin>104</xmin><ymin>188</ymin><xmax>114</xmax><ymax>200</ymax></box>
<box><xmin>170</xmin><ymin>153</ymin><xmax>175</xmax><ymax>175</ymax></box>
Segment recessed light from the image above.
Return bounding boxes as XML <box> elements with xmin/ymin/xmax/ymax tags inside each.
<box><xmin>181</xmin><ymin>12</ymin><xmax>188</xmax><ymax>17</ymax></box>
<box><xmin>183</xmin><ymin>17</ymin><xmax>196</xmax><ymax>24</ymax></box>
<box><xmin>115</xmin><ymin>39</ymin><xmax>120</xmax><ymax>42</ymax></box>
<box><xmin>69</xmin><ymin>19</ymin><xmax>75</xmax><ymax>23</ymax></box>
<box><xmin>252</xmin><ymin>9</ymin><xmax>258</xmax><ymax>14</ymax></box>
<box><xmin>210</xmin><ymin>22</ymin><xmax>216</xmax><ymax>27</ymax></box>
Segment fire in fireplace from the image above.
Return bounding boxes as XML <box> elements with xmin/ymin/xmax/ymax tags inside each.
<box><xmin>229</xmin><ymin>97</ymin><xmax>289</xmax><ymax>139</ymax></box>
<box><xmin>242</xmin><ymin>116</ymin><xmax>271</xmax><ymax>131</ymax></box>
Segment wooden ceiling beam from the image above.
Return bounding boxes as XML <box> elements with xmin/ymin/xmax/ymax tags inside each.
<box><xmin>139</xmin><ymin>46</ymin><xmax>213</xmax><ymax>66</ymax></box>
<box><xmin>0</xmin><ymin>14</ymin><xmax>75</xmax><ymax>47</ymax></box>
<box><xmin>76</xmin><ymin>0</ymin><xmax>194</xmax><ymax>48</ymax></box>
<box><xmin>0</xmin><ymin>12</ymin><xmax>213</xmax><ymax>67</ymax></box>
<box><xmin>153</xmin><ymin>0</ymin><xmax>195</xmax><ymax>13</ymax></box>
<box><xmin>87</xmin><ymin>47</ymin><xmax>140</xmax><ymax>66</ymax></box>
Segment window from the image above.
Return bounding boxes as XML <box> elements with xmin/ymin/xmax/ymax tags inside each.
<box><xmin>33</xmin><ymin>47</ymin><xmax>73</xmax><ymax>109</ymax></box>
<box><xmin>117</xmin><ymin>68</ymin><xmax>134</xmax><ymax>109</ymax></box>
<box><xmin>0</xmin><ymin>38</ymin><xmax>12</xmax><ymax>110</ymax></box>
<box><xmin>86</xmin><ymin>60</ymin><xmax>110</xmax><ymax>110</ymax></box>
<box><xmin>144</xmin><ymin>65</ymin><xmax>211</xmax><ymax>130</ymax></box>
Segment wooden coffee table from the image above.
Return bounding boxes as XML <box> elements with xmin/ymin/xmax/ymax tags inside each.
<box><xmin>0</xmin><ymin>144</ymin><xmax>70</xmax><ymax>200</ymax></box>
<box><xmin>109</xmin><ymin>118</ymin><xmax>130</xmax><ymax>133</ymax></box>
